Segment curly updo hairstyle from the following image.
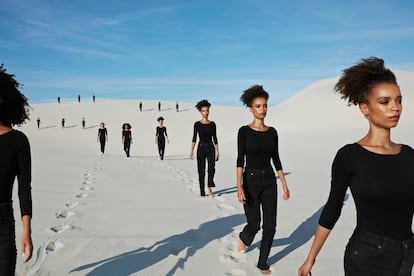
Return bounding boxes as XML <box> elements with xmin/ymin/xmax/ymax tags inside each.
<box><xmin>240</xmin><ymin>85</ymin><xmax>269</xmax><ymax>107</ymax></box>
<box><xmin>335</xmin><ymin>57</ymin><xmax>397</xmax><ymax>106</ymax></box>
<box><xmin>195</xmin><ymin>99</ymin><xmax>211</xmax><ymax>111</ymax></box>
<box><xmin>0</xmin><ymin>64</ymin><xmax>30</xmax><ymax>126</ymax></box>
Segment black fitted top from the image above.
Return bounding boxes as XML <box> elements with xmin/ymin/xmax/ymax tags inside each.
<box><xmin>236</xmin><ymin>126</ymin><xmax>282</xmax><ymax>171</ymax></box>
<box><xmin>0</xmin><ymin>130</ymin><xmax>32</xmax><ymax>217</ymax></box>
<box><xmin>156</xmin><ymin>127</ymin><xmax>168</xmax><ymax>140</ymax></box>
<box><xmin>98</xmin><ymin>128</ymin><xmax>107</xmax><ymax>139</ymax></box>
<box><xmin>319</xmin><ymin>143</ymin><xmax>414</xmax><ymax>241</ymax></box>
<box><xmin>192</xmin><ymin>121</ymin><xmax>218</xmax><ymax>145</ymax></box>
<box><xmin>122</xmin><ymin>130</ymin><xmax>132</xmax><ymax>142</ymax></box>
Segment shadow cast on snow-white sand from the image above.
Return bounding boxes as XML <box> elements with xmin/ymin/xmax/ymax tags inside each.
<box><xmin>70</xmin><ymin>214</ymin><xmax>245</xmax><ymax>276</ymax></box>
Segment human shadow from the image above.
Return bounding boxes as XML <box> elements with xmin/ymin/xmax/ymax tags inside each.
<box><xmin>215</xmin><ymin>186</ymin><xmax>238</xmax><ymax>196</ymax></box>
<box><xmin>64</xmin><ymin>124</ymin><xmax>78</xmax><ymax>128</ymax></box>
<box><xmin>160</xmin><ymin>108</ymin><xmax>172</xmax><ymax>111</ymax></box>
<box><xmin>39</xmin><ymin>125</ymin><xmax>57</xmax><ymax>129</ymax></box>
<box><xmin>177</xmin><ymin>108</ymin><xmax>190</xmax><ymax>112</ymax></box>
<box><xmin>84</xmin><ymin>125</ymin><xmax>98</xmax><ymax>129</ymax></box>
<box><xmin>70</xmin><ymin>214</ymin><xmax>244</xmax><ymax>275</ymax></box>
<box><xmin>144</xmin><ymin>108</ymin><xmax>155</xmax><ymax>112</ymax></box>
<box><xmin>255</xmin><ymin>193</ymin><xmax>350</xmax><ymax>265</ymax></box>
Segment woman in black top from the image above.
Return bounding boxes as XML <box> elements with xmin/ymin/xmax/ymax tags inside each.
<box><xmin>122</xmin><ymin>123</ymin><xmax>132</xmax><ymax>157</ymax></box>
<box><xmin>0</xmin><ymin>65</ymin><xmax>33</xmax><ymax>275</ymax></box>
<box><xmin>298</xmin><ymin>58</ymin><xmax>414</xmax><ymax>276</ymax></box>
<box><xmin>97</xmin><ymin>122</ymin><xmax>108</xmax><ymax>154</ymax></box>
<box><xmin>236</xmin><ymin>85</ymin><xmax>290</xmax><ymax>274</ymax></box>
<box><xmin>190</xmin><ymin>99</ymin><xmax>219</xmax><ymax>197</ymax></box>
<box><xmin>155</xmin><ymin>117</ymin><xmax>169</xmax><ymax>160</ymax></box>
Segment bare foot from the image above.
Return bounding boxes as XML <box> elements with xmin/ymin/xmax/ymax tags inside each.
<box><xmin>260</xmin><ymin>269</ymin><xmax>272</xmax><ymax>275</ymax></box>
<box><xmin>207</xmin><ymin>187</ymin><xmax>213</xmax><ymax>197</ymax></box>
<box><xmin>237</xmin><ymin>233</ymin><xmax>246</xmax><ymax>253</ymax></box>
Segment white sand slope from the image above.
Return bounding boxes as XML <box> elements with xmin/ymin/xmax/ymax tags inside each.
<box><xmin>12</xmin><ymin>70</ymin><xmax>414</xmax><ymax>275</ymax></box>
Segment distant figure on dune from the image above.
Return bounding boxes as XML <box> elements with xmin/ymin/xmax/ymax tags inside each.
<box><xmin>97</xmin><ymin>122</ymin><xmax>108</xmax><ymax>154</ymax></box>
<box><xmin>122</xmin><ymin>123</ymin><xmax>132</xmax><ymax>157</ymax></box>
<box><xmin>298</xmin><ymin>57</ymin><xmax>414</xmax><ymax>276</ymax></box>
<box><xmin>61</xmin><ymin>118</ymin><xmax>65</xmax><ymax>128</ymax></box>
<box><xmin>139</xmin><ymin>101</ymin><xmax>142</xmax><ymax>112</ymax></box>
<box><xmin>93</xmin><ymin>94</ymin><xmax>96</xmax><ymax>103</ymax></box>
<box><xmin>176</xmin><ymin>102</ymin><xmax>179</xmax><ymax>112</ymax></box>
<box><xmin>158</xmin><ymin>101</ymin><xmax>161</xmax><ymax>112</ymax></box>
<box><xmin>155</xmin><ymin>117</ymin><xmax>169</xmax><ymax>160</ymax></box>
<box><xmin>82</xmin><ymin>117</ymin><xmax>85</xmax><ymax>129</ymax></box>
<box><xmin>78</xmin><ymin>94</ymin><xmax>81</xmax><ymax>103</ymax></box>
<box><xmin>57</xmin><ymin>96</ymin><xmax>60</xmax><ymax>104</ymax></box>
<box><xmin>0</xmin><ymin>65</ymin><xmax>33</xmax><ymax>274</ymax></box>
<box><xmin>190</xmin><ymin>99</ymin><xmax>219</xmax><ymax>197</ymax></box>
<box><xmin>37</xmin><ymin>117</ymin><xmax>40</xmax><ymax>129</ymax></box>
<box><xmin>236</xmin><ymin>85</ymin><xmax>290</xmax><ymax>274</ymax></box>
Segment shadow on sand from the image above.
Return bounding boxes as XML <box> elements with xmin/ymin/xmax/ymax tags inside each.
<box><xmin>63</xmin><ymin>124</ymin><xmax>78</xmax><ymax>129</ymax></box>
<box><xmin>70</xmin><ymin>214</ymin><xmax>244</xmax><ymax>276</ymax></box>
<box><xmin>84</xmin><ymin>125</ymin><xmax>99</xmax><ymax>129</ymax></box>
<box><xmin>250</xmin><ymin>194</ymin><xmax>349</xmax><ymax>266</ymax></box>
<box><xmin>39</xmin><ymin>125</ymin><xmax>57</xmax><ymax>129</ymax></box>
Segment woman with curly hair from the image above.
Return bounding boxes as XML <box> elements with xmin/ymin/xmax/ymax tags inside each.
<box><xmin>0</xmin><ymin>64</ymin><xmax>33</xmax><ymax>275</ymax></box>
<box><xmin>190</xmin><ymin>99</ymin><xmax>219</xmax><ymax>197</ymax></box>
<box><xmin>298</xmin><ymin>57</ymin><xmax>414</xmax><ymax>276</ymax></box>
<box><xmin>155</xmin><ymin>117</ymin><xmax>169</xmax><ymax>160</ymax></box>
<box><xmin>236</xmin><ymin>85</ymin><xmax>290</xmax><ymax>274</ymax></box>
<box><xmin>122</xmin><ymin>123</ymin><xmax>132</xmax><ymax>157</ymax></box>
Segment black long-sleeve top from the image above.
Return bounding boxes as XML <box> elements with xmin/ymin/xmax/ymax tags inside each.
<box><xmin>236</xmin><ymin>126</ymin><xmax>282</xmax><ymax>171</ymax></box>
<box><xmin>0</xmin><ymin>130</ymin><xmax>32</xmax><ymax>217</ymax></box>
<box><xmin>122</xmin><ymin>130</ymin><xmax>132</xmax><ymax>142</ymax></box>
<box><xmin>98</xmin><ymin>128</ymin><xmax>107</xmax><ymax>140</ymax></box>
<box><xmin>156</xmin><ymin>126</ymin><xmax>168</xmax><ymax>140</ymax></box>
<box><xmin>319</xmin><ymin>143</ymin><xmax>414</xmax><ymax>241</ymax></box>
<box><xmin>192</xmin><ymin>121</ymin><xmax>218</xmax><ymax>145</ymax></box>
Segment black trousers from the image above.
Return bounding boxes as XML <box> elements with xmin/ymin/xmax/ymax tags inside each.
<box><xmin>196</xmin><ymin>143</ymin><xmax>216</xmax><ymax>196</ymax></box>
<box><xmin>157</xmin><ymin>138</ymin><xmax>165</xmax><ymax>160</ymax></box>
<box><xmin>0</xmin><ymin>202</ymin><xmax>16</xmax><ymax>276</ymax></box>
<box><xmin>99</xmin><ymin>138</ymin><xmax>106</xmax><ymax>153</ymax></box>
<box><xmin>124</xmin><ymin>140</ymin><xmax>131</xmax><ymax>157</ymax></box>
<box><xmin>344</xmin><ymin>229</ymin><xmax>414</xmax><ymax>276</ymax></box>
<box><xmin>240</xmin><ymin>167</ymin><xmax>277</xmax><ymax>270</ymax></box>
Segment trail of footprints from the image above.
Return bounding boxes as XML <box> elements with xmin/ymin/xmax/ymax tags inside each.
<box><xmin>141</xmin><ymin>158</ymin><xmax>248</xmax><ymax>275</ymax></box>
<box><xmin>46</xmin><ymin>155</ymin><xmax>105</xmax><ymax>254</ymax></box>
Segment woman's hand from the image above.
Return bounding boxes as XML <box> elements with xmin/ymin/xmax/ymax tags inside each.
<box><xmin>190</xmin><ymin>151</ymin><xmax>194</xmax><ymax>160</ymax></box>
<box><xmin>215</xmin><ymin>152</ymin><xmax>220</xmax><ymax>161</ymax></box>
<box><xmin>298</xmin><ymin>259</ymin><xmax>314</xmax><ymax>276</ymax></box>
<box><xmin>283</xmin><ymin>188</ymin><xmax>290</xmax><ymax>200</ymax></box>
<box><xmin>21</xmin><ymin>233</ymin><xmax>33</xmax><ymax>263</ymax></box>
<box><xmin>237</xmin><ymin>187</ymin><xmax>246</xmax><ymax>204</ymax></box>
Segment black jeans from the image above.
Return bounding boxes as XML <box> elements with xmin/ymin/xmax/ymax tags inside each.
<box><xmin>344</xmin><ymin>229</ymin><xmax>414</xmax><ymax>276</ymax></box>
<box><xmin>157</xmin><ymin>138</ymin><xmax>165</xmax><ymax>160</ymax></box>
<box><xmin>196</xmin><ymin>143</ymin><xmax>216</xmax><ymax>196</ymax></box>
<box><xmin>99</xmin><ymin>137</ymin><xmax>106</xmax><ymax>153</ymax></box>
<box><xmin>124</xmin><ymin>140</ymin><xmax>131</xmax><ymax>157</ymax></box>
<box><xmin>0</xmin><ymin>202</ymin><xmax>16</xmax><ymax>276</ymax></box>
<box><xmin>240</xmin><ymin>167</ymin><xmax>277</xmax><ymax>270</ymax></box>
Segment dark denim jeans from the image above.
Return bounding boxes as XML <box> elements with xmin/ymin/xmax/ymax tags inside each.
<box><xmin>344</xmin><ymin>229</ymin><xmax>414</xmax><ymax>276</ymax></box>
<box><xmin>196</xmin><ymin>143</ymin><xmax>216</xmax><ymax>196</ymax></box>
<box><xmin>0</xmin><ymin>202</ymin><xmax>16</xmax><ymax>276</ymax></box>
<box><xmin>240</xmin><ymin>167</ymin><xmax>277</xmax><ymax>270</ymax></box>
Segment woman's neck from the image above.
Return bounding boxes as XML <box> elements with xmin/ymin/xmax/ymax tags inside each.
<box><xmin>249</xmin><ymin>118</ymin><xmax>267</xmax><ymax>131</ymax></box>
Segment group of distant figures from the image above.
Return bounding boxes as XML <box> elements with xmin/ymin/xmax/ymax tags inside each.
<box><xmin>139</xmin><ymin>101</ymin><xmax>180</xmax><ymax>112</ymax></box>
<box><xmin>57</xmin><ymin>94</ymin><xmax>96</xmax><ymax>104</ymax></box>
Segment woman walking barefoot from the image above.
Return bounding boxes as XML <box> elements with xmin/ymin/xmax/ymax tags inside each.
<box><xmin>97</xmin><ymin>122</ymin><xmax>108</xmax><ymax>154</ymax></box>
<box><xmin>155</xmin><ymin>117</ymin><xmax>169</xmax><ymax>160</ymax></box>
<box><xmin>298</xmin><ymin>57</ymin><xmax>414</xmax><ymax>276</ymax></box>
<box><xmin>0</xmin><ymin>65</ymin><xmax>33</xmax><ymax>275</ymax></box>
<box><xmin>122</xmin><ymin>123</ymin><xmax>132</xmax><ymax>157</ymax></box>
<box><xmin>190</xmin><ymin>99</ymin><xmax>219</xmax><ymax>197</ymax></box>
<box><xmin>236</xmin><ymin>85</ymin><xmax>290</xmax><ymax>274</ymax></box>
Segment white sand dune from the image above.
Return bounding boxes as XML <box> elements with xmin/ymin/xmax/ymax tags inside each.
<box><xmin>13</xmin><ymin>70</ymin><xmax>414</xmax><ymax>275</ymax></box>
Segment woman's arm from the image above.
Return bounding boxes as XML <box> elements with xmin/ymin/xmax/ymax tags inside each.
<box><xmin>236</xmin><ymin>167</ymin><xmax>245</xmax><ymax>204</ymax></box>
<box><xmin>298</xmin><ymin>224</ymin><xmax>331</xmax><ymax>276</ymax></box>
<box><xmin>21</xmin><ymin>215</ymin><xmax>33</xmax><ymax>263</ymax></box>
<box><xmin>276</xmin><ymin>170</ymin><xmax>290</xmax><ymax>200</ymax></box>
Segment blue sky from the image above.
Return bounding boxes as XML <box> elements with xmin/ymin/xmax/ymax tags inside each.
<box><xmin>1</xmin><ymin>0</ymin><xmax>413</xmax><ymax>106</ymax></box>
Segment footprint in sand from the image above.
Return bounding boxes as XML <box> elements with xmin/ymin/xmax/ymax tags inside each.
<box><xmin>65</xmin><ymin>201</ymin><xmax>79</xmax><ymax>208</ymax></box>
<box><xmin>50</xmin><ymin>224</ymin><xmax>77</xmax><ymax>233</ymax></box>
<box><xmin>76</xmin><ymin>193</ymin><xmax>89</xmax><ymax>198</ymax></box>
<box><xmin>80</xmin><ymin>186</ymin><xmax>93</xmax><ymax>191</ymax></box>
<box><xmin>55</xmin><ymin>211</ymin><xmax>76</xmax><ymax>219</ymax></box>
<box><xmin>82</xmin><ymin>180</ymin><xmax>94</xmax><ymax>185</ymax></box>
<box><xmin>217</xmin><ymin>203</ymin><xmax>236</xmax><ymax>211</ymax></box>
<box><xmin>225</xmin><ymin>269</ymin><xmax>247</xmax><ymax>276</ymax></box>
<box><xmin>45</xmin><ymin>240</ymin><xmax>65</xmax><ymax>253</ymax></box>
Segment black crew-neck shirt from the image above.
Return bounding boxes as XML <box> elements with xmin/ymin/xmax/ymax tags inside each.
<box><xmin>319</xmin><ymin>143</ymin><xmax>414</xmax><ymax>241</ymax></box>
<box><xmin>236</xmin><ymin>125</ymin><xmax>282</xmax><ymax>171</ymax></box>
<box><xmin>192</xmin><ymin>121</ymin><xmax>218</xmax><ymax>145</ymax></box>
<box><xmin>0</xmin><ymin>129</ymin><xmax>32</xmax><ymax>217</ymax></box>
